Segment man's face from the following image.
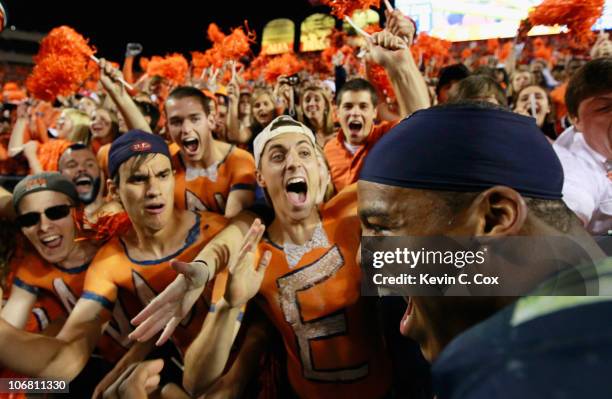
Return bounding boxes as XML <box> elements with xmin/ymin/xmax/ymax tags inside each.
<box><xmin>166</xmin><ymin>96</ymin><xmax>214</xmax><ymax>163</ymax></box>
<box><xmin>574</xmin><ymin>92</ymin><xmax>612</xmax><ymax>159</ymax></box>
<box><xmin>257</xmin><ymin>133</ymin><xmax>321</xmax><ymax>222</ymax></box>
<box><xmin>59</xmin><ymin>148</ymin><xmax>102</xmax><ymax>205</ymax></box>
<box><xmin>338</xmin><ymin>90</ymin><xmax>376</xmax><ymax>146</ymax></box>
<box><xmin>358</xmin><ymin>180</ymin><xmax>489</xmax><ymax>361</ymax></box>
<box><xmin>114</xmin><ymin>154</ymin><xmax>175</xmax><ymax>233</ymax></box>
<box><xmin>18</xmin><ymin>191</ymin><xmax>76</xmax><ymax>264</ymax></box>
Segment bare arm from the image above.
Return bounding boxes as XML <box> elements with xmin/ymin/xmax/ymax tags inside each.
<box><xmin>0</xmin><ymin>298</ymin><xmax>106</xmax><ymax>379</ymax></box>
<box><xmin>183</xmin><ymin>298</ymin><xmax>242</xmax><ymax>396</ymax></box>
<box><xmin>129</xmin><ymin>214</ymin><xmax>260</xmax><ymax>345</ymax></box>
<box><xmin>92</xmin><ymin>338</ymin><xmax>156</xmax><ymax>399</ymax></box>
<box><xmin>8</xmin><ymin>104</ymin><xmax>29</xmax><ymax>157</ymax></box>
<box><xmin>0</xmin><ymin>285</ymin><xmax>37</xmax><ymax>329</ymax></box>
<box><xmin>98</xmin><ymin>58</ymin><xmax>151</xmax><ymax>133</ymax></box>
<box><xmin>226</xmin><ymin>82</ymin><xmax>242</xmax><ymax>144</ymax></box>
<box><xmin>381</xmin><ymin>9</ymin><xmax>430</xmax><ymax>116</ymax></box>
<box><xmin>0</xmin><ymin>185</ymin><xmax>15</xmax><ymax>220</ymax></box>
<box><xmin>224</xmin><ymin>190</ymin><xmax>255</xmax><ymax>219</ymax></box>
<box><xmin>200</xmin><ymin>309</ymin><xmax>272</xmax><ymax>399</ymax></box>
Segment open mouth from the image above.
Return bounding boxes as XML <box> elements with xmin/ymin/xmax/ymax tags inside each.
<box><xmin>40</xmin><ymin>234</ymin><xmax>62</xmax><ymax>249</ymax></box>
<box><xmin>285</xmin><ymin>177</ymin><xmax>308</xmax><ymax>206</ymax></box>
<box><xmin>257</xmin><ymin>112</ymin><xmax>272</xmax><ymax>123</ymax></box>
<box><xmin>145</xmin><ymin>203</ymin><xmax>165</xmax><ymax>215</ymax></box>
<box><xmin>400</xmin><ymin>297</ymin><xmax>414</xmax><ymax>336</ymax></box>
<box><xmin>74</xmin><ymin>175</ymin><xmax>93</xmax><ymax>193</ymax></box>
<box><xmin>348</xmin><ymin>120</ymin><xmax>363</xmax><ymax>137</ymax></box>
<box><xmin>182</xmin><ymin>137</ymin><xmax>200</xmax><ymax>155</ymax></box>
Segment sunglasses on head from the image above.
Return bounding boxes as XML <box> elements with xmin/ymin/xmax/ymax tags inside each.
<box><xmin>17</xmin><ymin>204</ymin><xmax>73</xmax><ymax>228</ymax></box>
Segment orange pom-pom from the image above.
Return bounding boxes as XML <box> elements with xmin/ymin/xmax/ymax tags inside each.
<box><xmin>36</xmin><ymin>139</ymin><xmax>72</xmax><ymax>172</ymax></box>
<box><xmin>207</xmin><ymin>23</ymin><xmax>226</xmax><ymax>44</ymax></box>
<box><xmin>486</xmin><ymin>38</ymin><xmax>499</xmax><ymax>55</ymax></box>
<box><xmin>139</xmin><ymin>57</ymin><xmax>150</xmax><ymax>71</ymax></box>
<box><xmin>26</xmin><ymin>26</ymin><xmax>97</xmax><ymax>101</ymax></box>
<box><xmin>412</xmin><ymin>32</ymin><xmax>452</xmax><ymax>68</ymax></box>
<box><xmin>527</xmin><ymin>0</ymin><xmax>605</xmax><ymax>48</ymax></box>
<box><xmin>242</xmin><ymin>53</ymin><xmax>269</xmax><ymax>82</ymax></box>
<box><xmin>264</xmin><ymin>53</ymin><xmax>305</xmax><ymax>84</ymax></box>
<box><xmin>321</xmin><ymin>0</ymin><xmax>381</xmax><ymax>19</ymax></box>
<box><xmin>89</xmin><ymin>211</ymin><xmax>132</xmax><ymax>242</ymax></box>
<box><xmin>364</xmin><ymin>23</ymin><xmax>382</xmax><ymax>35</ymax></box>
<box><xmin>146</xmin><ymin>53</ymin><xmax>189</xmax><ymax>86</ymax></box>
<box><xmin>498</xmin><ymin>41</ymin><xmax>513</xmax><ymax>62</ymax></box>
<box><xmin>367</xmin><ymin>62</ymin><xmax>395</xmax><ymax>99</ymax></box>
<box><xmin>220</xmin><ymin>25</ymin><xmax>255</xmax><ymax>61</ymax></box>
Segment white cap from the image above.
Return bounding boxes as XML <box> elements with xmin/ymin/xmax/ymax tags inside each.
<box><xmin>253</xmin><ymin>115</ymin><xmax>317</xmax><ymax>167</ymax></box>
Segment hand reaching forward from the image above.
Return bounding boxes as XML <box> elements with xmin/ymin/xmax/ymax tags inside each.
<box><xmin>129</xmin><ymin>219</ymin><xmax>266</xmax><ymax>346</ymax></box>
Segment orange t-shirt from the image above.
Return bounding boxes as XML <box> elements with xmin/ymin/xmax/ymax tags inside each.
<box><xmin>173</xmin><ymin>145</ymin><xmax>256</xmax><ymax>214</ymax></box>
<box><xmin>10</xmin><ymin>249</ymin><xmax>130</xmax><ymax>362</ymax></box>
<box><xmin>324</xmin><ymin>121</ymin><xmax>397</xmax><ymax>192</ymax></box>
<box><xmin>255</xmin><ymin>185</ymin><xmax>392</xmax><ymax>398</ymax></box>
<box><xmin>81</xmin><ymin>211</ymin><xmax>230</xmax><ymax>355</ymax></box>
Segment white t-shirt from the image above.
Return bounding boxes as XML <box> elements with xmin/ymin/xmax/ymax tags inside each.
<box><xmin>553</xmin><ymin>126</ymin><xmax>612</xmax><ymax>235</ymax></box>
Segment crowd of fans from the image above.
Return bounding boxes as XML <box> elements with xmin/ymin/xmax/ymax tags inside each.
<box><xmin>0</xmin><ymin>3</ymin><xmax>610</xmax><ymax>398</ymax></box>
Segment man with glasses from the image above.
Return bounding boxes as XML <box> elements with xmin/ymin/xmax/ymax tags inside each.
<box><xmin>0</xmin><ymin>172</ymin><xmax>132</xmax><ymax>395</ymax></box>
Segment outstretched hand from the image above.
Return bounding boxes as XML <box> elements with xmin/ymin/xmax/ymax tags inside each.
<box><xmin>224</xmin><ymin>219</ymin><xmax>269</xmax><ymax>308</ymax></box>
<box><xmin>129</xmin><ymin>258</ymin><xmax>213</xmax><ymax>346</ymax></box>
<box><xmin>129</xmin><ymin>219</ymin><xmax>266</xmax><ymax>346</ymax></box>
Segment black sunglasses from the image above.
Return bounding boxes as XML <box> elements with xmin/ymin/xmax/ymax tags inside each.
<box><xmin>17</xmin><ymin>204</ymin><xmax>73</xmax><ymax>228</ymax></box>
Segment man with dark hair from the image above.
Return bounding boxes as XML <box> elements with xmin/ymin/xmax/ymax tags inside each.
<box><xmin>58</xmin><ymin>144</ymin><xmax>106</xmax><ymax>221</ymax></box>
<box><xmin>324</xmin><ymin>13</ymin><xmax>430</xmax><ymax>193</ymax></box>
<box><xmin>447</xmin><ymin>75</ymin><xmax>508</xmax><ymax>107</ymax></box>
<box><xmin>358</xmin><ymin>103</ymin><xmax>612</xmax><ymax>397</ymax></box>
<box><xmin>0</xmin><ymin>131</ymin><xmax>258</xmax><ymax>392</ymax></box>
<box><xmin>554</xmin><ymin>57</ymin><xmax>612</xmax><ymax>235</ymax></box>
<box><xmin>435</xmin><ymin>63</ymin><xmax>470</xmax><ymax>104</ymax></box>
<box><xmin>166</xmin><ymin>86</ymin><xmax>256</xmax><ymax>218</ymax></box>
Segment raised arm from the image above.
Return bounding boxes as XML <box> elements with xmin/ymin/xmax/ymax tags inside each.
<box><xmin>98</xmin><ymin>58</ymin><xmax>151</xmax><ymax>133</ymax></box>
<box><xmin>8</xmin><ymin>103</ymin><xmax>30</xmax><ymax>157</ymax></box>
<box><xmin>183</xmin><ymin>243</ymin><xmax>271</xmax><ymax>396</ymax></box>
<box><xmin>372</xmin><ymin>11</ymin><xmax>430</xmax><ymax>117</ymax></box>
<box><xmin>0</xmin><ymin>185</ymin><xmax>15</xmax><ymax>220</ymax></box>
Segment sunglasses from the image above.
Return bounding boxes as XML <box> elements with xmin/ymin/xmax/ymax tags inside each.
<box><xmin>17</xmin><ymin>204</ymin><xmax>73</xmax><ymax>228</ymax></box>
